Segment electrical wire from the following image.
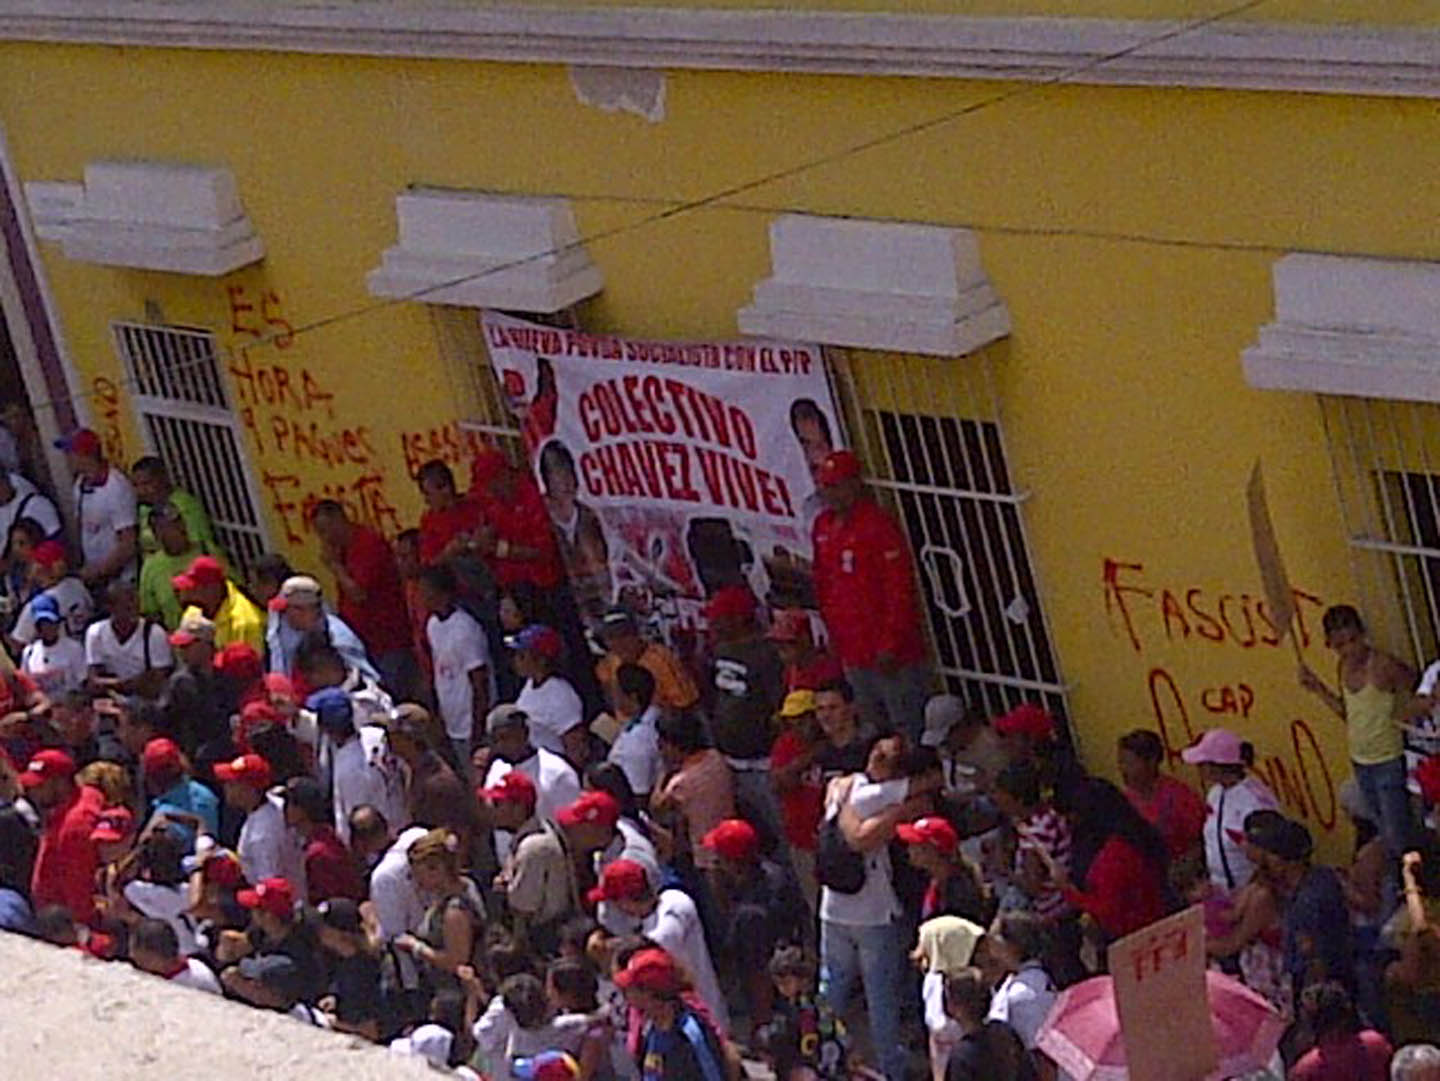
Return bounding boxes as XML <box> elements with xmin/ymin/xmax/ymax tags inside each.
<box><xmin>25</xmin><ymin>0</ymin><xmax>1273</xmax><ymax>417</ymax></box>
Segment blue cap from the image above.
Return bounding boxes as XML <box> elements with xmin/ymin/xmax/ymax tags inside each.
<box><xmin>29</xmin><ymin>593</ymin><xmax>61</xmax><ymax>625</ymax></box>
<box><xmin>305</xmin><ymin>687</ymin><xmax>354</xmax><ymax>734</ymax></box>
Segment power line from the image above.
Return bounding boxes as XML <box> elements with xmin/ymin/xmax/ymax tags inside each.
<box><xmin>31</xmin><ymin>0</ymin><xmax>1272</xmax><ymax>418</ymax></box>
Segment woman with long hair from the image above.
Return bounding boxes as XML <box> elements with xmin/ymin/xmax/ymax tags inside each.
<box><xmin>1047</xmin><ymin>777</ymin><xmax>1172</xmax><ymax>943</ymax></box>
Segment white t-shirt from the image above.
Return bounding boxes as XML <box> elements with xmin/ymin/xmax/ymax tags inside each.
<box><xmin>485</xmin><ymin>748</ymin><xmax>582</xmax><ymax>827</ymax></box>
<box><xmin>11</xmin><ymin>577</ymin><xmax>93</xmax><ymax>645</ymax></box>
<box><xmin>515</xmin><ymin>676</ymin><xmax>583</xmax><ymax>754</ymax></box>
<box><xmin>987</xmin><ymin>963</ymin><xmax>1056</xmax><ymax>1049</ymax></box>
<box><xmin>75</xmin><ymin>467</ymin><xmax>138</xmax><ymax>579</ymax></box>
<box><xmin>427</xmin><ymin>607</ymin><xmax>492</xmax><ymax>740</ymax></box>
<box><xmin>237</xmin><ymin>791</ymin><xmax>306</xmax><ymax>899</ymax></box>
<box><xmin>923</xmin><ymin>970</ymin><xmax>964</xmax><ymax>1065</ymax></box>
<box><xmin>169</xmin><ymin>958</ymin><xmax>222</xmax><ymax>994</ymax></box>
<box><xmin>0</xmin><ymin>473</ymin><xmax>60</xmax><ymax>543</ymax></box>
<box><xmin>369</xmin><ymin>825</ymin><xmax>429</xmax><ymax>990</ymax></box>
<box><xmin>85</xmin><ymin>617</ymin><xmax>172</xmax><ymax>680</ymax></box>
<box><xmin>607</xmin><ymin>705</ymin><xmax>662</xmax><ymax>798</ymax></box>
<box><xmin>819</xmin><ymin>776</ymin><xmax>907</xmax><ymax>927</ymax></box>
<box><xmin>1204</xmin><ymin>777</ymin><xmax>1279</xmax><ymax>892</ymax></box>
<box><xmin>330</xmin><ymin>726</ymin><xmax>407</xmax><ymax>843</ymax></box>
<box><xmin>123</xmin><ymin>880</ymin><xmax>197</xmax><ymax>956</ymax></box>
<box><xmin>20</xmin><ymin>635</ymin><xmax>86</xmax><ymax>696</ymax></box>
<box><xmin>596</xmin><ymin>819</ymin><xmax>663</xmax><ymax>937</ymax></box>
<box><xmin>643</xmin><ymin>888</ymin><xmax>729</xmax><ymax>1032</ymax></box>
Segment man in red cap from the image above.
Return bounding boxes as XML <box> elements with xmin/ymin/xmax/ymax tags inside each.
<box><xmin>485</xmin><ymin>768</ymin><xmax>580</xmax><ymax>951</ymax></box>
<box><xmin>7</xmin><ymin>539</ymin><xmax>93</xmax><ymax>657</ymax></box>
<box><xmin>22</xmin><ymin>748</ymin><xmax>104</xmax><ymax>923</ymax></box>
<box><xmin>55</xmin><ymin>427</ymin><xmax>138</xmax><ymax>593</ymax></box>
<box><xmin>509</xmin><ymin>623</ymin><xmax>586</xmax><ymax>760</ymax></box>
<box><xmin>215</xmin><ymin>751</ymin><xmax>306</xmax><ymax>895</ymax></box>
<box><xmin>895</xmin><ymin>815</ymin><xmax>991</xmax><ymax>924</ymax></box>
<box><xmin>144</xmin><ymin>735</ymin><xmax>219</xmax><ymax>845</ymax></box>
<box><xmin>217</xmin><ymin>874</ymin><xmax>326</xmax><ymax>1006</ymax></box>
<box><xmin>767</xmin><ymin>608</ymin><xmax>842</xmax><ymax>693</ymax></box>
<box><xmin>615</xmin><ymin>947</ymin><xmax>730</xmax><ymax>1081</ymax></box>
<box><xmin>555</xmin><ymin>789</ymin><xmax>660</xmax><ymax>935</ymax></box>
<box><xmin>810</xmin><ymin>449</ymin><xmax>929</xmax><ymax>743</ymax></box>
<box><xmin>175</xmin><ymin>553</ymin><xmax>265</xmax><ymax>655</ymax></box>
<box><xmin>590</xmin><ymin>858</ymin><xmax>729</xmax><ymax>1031</ymax></box>
<box><xmin>701</xmin><ymin>817</ymin><xmax>805</xmax><ymax>1031</ymax></box>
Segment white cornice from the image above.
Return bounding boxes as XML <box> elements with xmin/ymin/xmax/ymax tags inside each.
<box><xmin>0</xmin><ymin>2</ymin><xmax>1437</xmax><ymax>99</ymax></box>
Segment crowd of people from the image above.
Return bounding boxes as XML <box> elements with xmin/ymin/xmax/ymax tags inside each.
<box><xmin>1</xmin><ymin>426</ymin><xmax>1439</xmax><ymax>1081</ymax></box>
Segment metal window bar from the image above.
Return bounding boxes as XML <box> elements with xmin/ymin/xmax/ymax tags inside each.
<box><xmin>111</xmin><ymin>321</ymin><xmax>270</xmax><ymax>578</ymax></box>
<box><xmin>1319</xmin><ymin>393</ymin><xmax>1440</xmax><ymax>668</ymax></box>
<box><xmin>826</xmin><ymin>346</ymin><xmax>1071</xmax><ymax>734</ymax></box>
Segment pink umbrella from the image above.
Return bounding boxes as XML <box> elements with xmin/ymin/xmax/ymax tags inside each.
<box><xmin>1036</xmin><ymin>970</ymin><xmax>1286</xmax><ymax>1081</ymax></box>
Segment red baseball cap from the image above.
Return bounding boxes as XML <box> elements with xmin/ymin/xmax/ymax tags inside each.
<box><xmin>614</xmin><ymin>947</ymin><xmax>682</xmax><ymax>993</ymax></box>
<box><xmin>54</xmin><ymin>428</ymin><xmax>102</xmax><ymax>457</ymax></box>
<box><xmin>480</xmin><ymin>770</ymin><xmax>538</xmax><ymax>812</ymax></box>
<box><xmin>19</xmin><ymin>748</ymin><xmax>75</xmax><ymax>788</ymax></box>
<box><xmin>214</xmin><ymin>642</ymin><xmax>264</xmax><ymax>682</ymax></box>
<box><xmin>213</xmin><ymin>752</ymin><xmax>272</xmax><ymax>789</ymax></box>
<box><xmin>236</xmin><ymin>876</ymin><xmax>295</xmax><ymax>919</ymax></box>
<box><xmin>30</xmin><ymin>540</ymin><xmax>67</xmax><ymax>569</ymax></box>
<box><xmin>89</xmin><ymin>805</ymin><xmax>136</xmax><ymax>844</ymax></box>
<box><xmin>895</xmin><ymin>815</ymin><xmax>960</xmax><ymax>853</ymax></box>
<box><xmin>700</xmin><ymin>818</ymin><xmax>760</xmax><ymax>863</ymax></box>
<box><xmin>586</xmin><ymin>858</ymin><xmax>651</xmax><ymax>905</ymax></box>
<box><xmin>172</xmin><ymin>554</ymin><xmax>226</xmax><ymax>593</ymax></box>
<box><xmin>202</xmin><ymin>851</ymin><xmax>246</xmax><ymax>888</ymax></box>
<box><xmin>556</xmin><ymin>790</ymin><xmax>621</xmax><ymax>830</ymax></box>
<box><xmin>765</xmin><ymin>608</ymin><xmax>812</xmax><ymax>643</ymax></box>
<box><xmin>704</xmin><ymin>585</ymin><xmax>756</xmax><ymax>624</ymax></box>
<box><xmin>816</xmin><ymin>450</ymin><xmax>862</xmax><ymax>486</ymax></box>
<box><xmin>994</xmin><ymin>702</ymin><xmax>1055</xmax><ymax>740</ymax></box>
<box><xmin>142</xmin><ymin>737</ymin><xmax>184</xmax><ymax>779</ymax></box>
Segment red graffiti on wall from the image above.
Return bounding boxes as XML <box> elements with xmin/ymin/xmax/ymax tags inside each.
<box><xmin>399</xmin><ymin>423</ymin><xmax>491</xmax><ymax>479</ymax></box>
<box><xmin>1103</xmin><ymin>557</ymin><xmax>1324</xmax><ymax>653</ymax></box>
<box><xmin>261</xmin><ymin>469</ymin><xmax>402</xmax><ymax>545</ymax></box>
<box><xmin>228</xmin><ymin>349</ymin><xmax>334</xmax><ymax>419</ymax></box>
<box><xmin>90</xmin><ymin>376</ymin><xmax>125</xmax><ymax>462</ymax></box>
<box><xmin>227</xmin><ymin>284</ymin><xmax>295</xmax><ymax>349</ymax></box>
<box><xmin>1146</xmin><ymin>665</ymin><xmax>1337</xmax><ymax>829</ymax></box>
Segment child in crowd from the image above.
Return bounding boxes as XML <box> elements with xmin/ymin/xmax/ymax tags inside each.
<box><xmin>762</xmin><ymin>946</ymin><xmax>849</xmax><ymax>1081</ymax></box>
<box><xmin>912</xmin><ymin>916</ymin><xmax>987</xmax><ymax>1081</ymax></box>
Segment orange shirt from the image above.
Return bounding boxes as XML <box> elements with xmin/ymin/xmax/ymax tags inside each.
<box><xmin>596</xmin><ymin>642</ymin><xmax>699</xmax><ymax>713</ymax></box>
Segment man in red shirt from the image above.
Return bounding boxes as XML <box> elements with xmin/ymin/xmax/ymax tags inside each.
<box><xmin>282</xmin><ymin>775</ymin><xmax>365</xmax><ymax>904</ymax></box>
<box><xmin>766</xmin><ymin>609</ymin><xmax>843</xmax><ymax>692</ymax></box>
<box><xmin>811</xmin><ymin>450</ymin><xmax>929</xmax><ymax>741</ymax></box>
<box><xmin>22</xmin><ymin>748</ymin><xmax>104</xmax><ymax>923</ymax></box>
<box><xmin>415</xmin><ymin>459</ymin><xmax>483</xmax><ymax>568</ymax></box>
<box><xmin>470</xmin><ymin>447</ymin><xmax>597</xmax><ymax>712</ymax></box>
<box><xmin>313</xmin><ymin>500</ymin><xmax>417</xmax><ymax>699</ymax></box>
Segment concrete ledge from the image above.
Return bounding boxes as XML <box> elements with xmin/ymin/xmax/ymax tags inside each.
<box><xmin>0</xmin><ymin>933</ymin><xmax>436</xmax><ymax>1080</ymax></box>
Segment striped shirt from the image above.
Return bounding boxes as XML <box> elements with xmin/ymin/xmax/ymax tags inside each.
<box><xmin>1015</xmin><ymin>805</ymin><xmax>1072</xmax><ymax>920</ymax></box>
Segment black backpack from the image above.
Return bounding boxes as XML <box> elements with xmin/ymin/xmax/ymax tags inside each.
<box><xmin>814</xmin><ymin>813</ymin><xmax>867</xmax><ymax>894</ymax></box>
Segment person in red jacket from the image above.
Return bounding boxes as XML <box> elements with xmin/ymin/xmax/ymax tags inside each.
<box><xmin>1046</xmin><ymin>778</ymin><xmax>1171</xmax><ymax>942</ymax></box>
<box><xmin>811</xmin><ymin>450</ymin><xmax>929</xmax><ymax>741</ymax></box>
<box><xmin>21</xmin><ymin>748</ymin><xmax>104</xmax><ymax>924</ymax></box>
<box><xmin>313</xmin><ymin>499</ymin><xmax>417</xmax><ymax>699</ymax></box>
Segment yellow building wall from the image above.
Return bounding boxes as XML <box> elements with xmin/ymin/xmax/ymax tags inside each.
<box><xmin>3</xmin><ymin>43</ymin><xmax>1439</xmax><ymax>857</ymax></box>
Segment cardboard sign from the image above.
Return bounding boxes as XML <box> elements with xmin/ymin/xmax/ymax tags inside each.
<box><xmin>1107</xmin><ymin>905</ymin><xmax>1218</xmax><ymax>1081</ymax></box>
<box><xmin>1247</xmin><ymin>460</ymin><xmax>1297</xmax><ymax>642</ymax></box>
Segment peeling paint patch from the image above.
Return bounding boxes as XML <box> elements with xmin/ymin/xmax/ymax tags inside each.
<box><xmin>569</xmin><ymin>66</ymin><xmax>666</xmax><ymax>123</ymax></box>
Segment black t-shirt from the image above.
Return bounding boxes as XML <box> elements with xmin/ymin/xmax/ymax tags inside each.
<box><xmin>162</xmin><ymin>668</ymin><xmax>235</xmax><ymax>760</ymax></box>
<box><xmin>708</xmin><ymin>636</ymin><xmax>784</xmax><ymax>760</ymax></box>
<box><xmin>813</xmin><ymin>731</ymin><xmax>873</xmax><ymax>786</ymax></box>
<box><xmin>330</xmin><ymin>952</ymin><xmax>384</xmax><ymax>1025</ymax></box>
<box><xmin>946</xmin><ymin>1021</ymin><xmax>1036</xmax><ymax>1081</ymax></box>
<box><xmin>248</xmin><ymin>921</ymin><xmax>326</xmax><ymax>1003</ymax></box>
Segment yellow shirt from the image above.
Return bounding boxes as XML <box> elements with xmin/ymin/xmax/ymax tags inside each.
<box><xmin>1342</xmin><ymin>682</ymin><xmax>1404</xmax><ymax>765</ymax></box>
<box><xmin>183</xmin><ymin>581</ymin><xmax>265</xmax><ymax>656</ymax></box>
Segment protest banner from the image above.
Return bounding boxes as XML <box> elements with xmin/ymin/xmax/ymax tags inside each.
<box><xmin>1107</xmin><ymin>905</ymin><xmax>1218</xmax><ymax>1081</ymax></box>
<box><xmin>481</xmin><ymin>312</ymin><xmax>841</xmax><ymax>645</ymax></box>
